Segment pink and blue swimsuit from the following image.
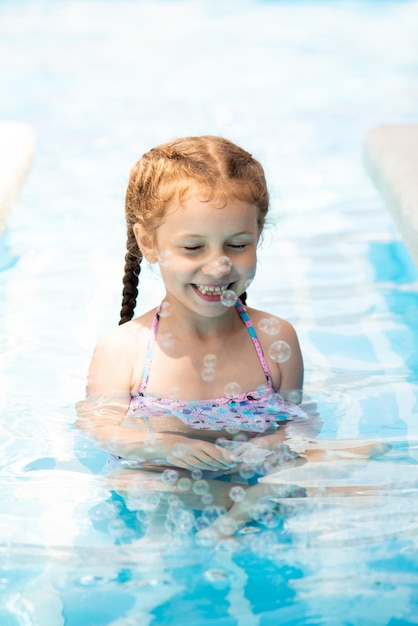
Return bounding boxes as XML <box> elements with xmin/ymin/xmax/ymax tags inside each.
<box><xmin>127</xmin><ymin>299</ymin><xmax>306</xmax><ymax>435</ymax></box>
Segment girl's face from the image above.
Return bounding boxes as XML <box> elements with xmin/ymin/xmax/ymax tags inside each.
<box><xmin>136</xmin><ymin>192</ymin><xmax>260</xmax><ymax>318</ymax></box>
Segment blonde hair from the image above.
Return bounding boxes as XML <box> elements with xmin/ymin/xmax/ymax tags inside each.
<box><xmin>120</xmin><ymin>136</ymin><xmax>269</xmax><ymax>324</ymax></box>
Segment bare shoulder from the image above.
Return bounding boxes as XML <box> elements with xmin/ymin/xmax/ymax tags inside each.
<box><xmin>245</xmin><ymin>307</ymin><xmax>300</xmax><ymax>343</ymax></box>
<box><xmin>88</xmin><ymin>308</ymin><xmax>157</xmax><ymax>394</ymax></box>
<box><xmin>245</xmin><ymin>306</ymin><xmax>303</xmax><ymax>393</ymax></box>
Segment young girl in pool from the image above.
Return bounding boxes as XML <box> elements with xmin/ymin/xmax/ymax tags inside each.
<box><xmin>77</xmin><ymin>135</ymin><xmax>380</xmax><ymax>539</ymax></box>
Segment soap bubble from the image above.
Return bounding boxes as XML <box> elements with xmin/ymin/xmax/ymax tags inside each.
<box><xmin>268</xmin><ymin>340</ymin><xmax>291</xmax><ymax>363</ymax></box>
<box><xmin>203</xmin><ymin>353</ymin><xmax>217</xmax><ymax>368</ymax></box>
<box><xmin>282</xmin><ymin>389</ymin><xmax>303</xmax><ymax>404</ymax></box>
<box><xmin>224</xmin><ymin>382</ymin><xmax>241</xmax><ymax>398</ymax></box>
<box><xmin>224</xmin><ymin>426</ymin><xmax>241</xmax><ymax>435</ymax></box>
<box><xmin>257</xmin><ymin>510</ymin><xmax>280</xmax><ymax>529</ymax></box>
<box><xmin>201</xmin><ymin>493</ymin><xmax>214</xmax><ymax>505</ymax></box>
<box><xmin>239</xmin><ymin>465</ymin><xmax>256</xmax><ymax>480</ymax></box>
<box><xmin>202</xmin><ymin>256</ymin><xmax>232</xmax><ymax>278</ymax></box>
<box><xmin>204</xmin><ymin>568</ymin><xmax>234</xmax><ymax>586</ymax></box>
<box><xmin>220</xmin><ymin>290</ymin><xmax>237</xmax><ymax>307</ymax></box>
<box><xmin>201</xmin><ymin>368</ymin><xmax>216</xmax><ymax>382</ymax></box>
<box><xmin>192</xmin><ymin>479</ymin><xmax>210</xmax><ymax>495</ymax></box>
<box><xmin>177</xmin><ymin>477</ymin><xmax>192</xmax><ymax>491</ymax></box>
<box><xmin>167</xmin><ymin>494</ymin><xmax>182</xmax><ymax>508</ymax></box>
<box><xmin>158</xmin><ymin>250</ymin><xmax>173</xmax><ymax>266</ymax></box>
<box><xmin>196</xmin><ymin>527</ymin><xmax>218</xmax><ymax>547</ymax></box>
<box><xmin>161</xmin><ymin>469</ymin><xmax>179</xmax><ymax>485</ymax></box>
<box><xmin>229</xmin><ymin>485</ymin><xmax>246</xmax><ymax>503</ymax></box>
<box><xmin>168</xmin><ymin>386</ymin><xmax>181</xmax><ymax>400</ymax></box>
<box><xmin>258</xmin><ymin>317</ymin><xmax>281</xmax><ymax>336</ymax></box>
<box><xmin>191</xmin><ymin>469</ymin><xmax>203</xmax><ymax>480</ymax></box>
<box><xmin>232</xmin><ymin>432</ymin><xmax>248</xmax><ymax>443</ymax></box>
<box><xmin>159</xmin><ymin>301</ymin><xmax>172</xmax><ymax>317</ymax></box>
<box><xmin>218</xmin><ymin>517</ymin><xmax>238</xmax><ymax>536</ymax></box>
<box><xmin>140</xmin><ymin>493</ymin><xmax>161</xmax><ymax>512</ymax></box>
<box><xmin>159</xmin><ymin>332</ymin><xmax>174</xmax><ymax>349</ymax></box>
<box><xmin>202</xmin><ymin>505</ymin><xmax>227</xmax><ymax>525</ymax></box>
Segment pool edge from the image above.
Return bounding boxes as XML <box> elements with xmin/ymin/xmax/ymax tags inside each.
<box><xmin>0</xmin><ymin>121</ymin><xmax>36</xmax><ymax>235</ymax></box>
<box><xmin>364</xmin><ymin>124</ymin><xmax>418</xmax><ymax>267</ymax></box>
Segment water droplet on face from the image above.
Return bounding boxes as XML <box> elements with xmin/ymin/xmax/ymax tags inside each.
<box><xmin>159</xmin><ymin>301</ymin><xmax>172</xmax><ymax>317</ymax></box>
<box><xmin>224</xmin><ymin>382</ymin><xmax>242</xmax><ymax>398</ymax></box>
<box><xmin>202</xmin><ymin>256</ymin><xmax>232</xmax><ymax>278</ymax></box>
<box><xmin>158</xmin><ymin>250</ymin><xmax>173</xmax><ymax>266</ymax></box>
<box><xmin>268</xmin><ymin>340</ymin><xmax>292</xmax><ymax>363</ymax></box>
<box><xmin>220</xmin><ymin>290</ymin><xmax>237</xmax><ymax>307</ymax></box>
<box><xmin>203</xmin><ymin>353</ymin><xmax>217</xmax><ymax>368</ymax></box>
<box><xmin>258</xmin><ymin>317</ymin><xmax>282</xmax><ymax>336</ymax></box>
<box><xmin>229</xmin><ymin>485</ymin><xmax>246</xmax><ymax>502</ymax></box>
<box><xmin>201</xmin><ymin>367</ymin><xmax>216</xmax><ymax>382</ymax></box>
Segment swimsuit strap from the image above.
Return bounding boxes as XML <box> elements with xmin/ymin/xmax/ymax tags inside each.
<box><xmin>234</xmin><ymin>299</ymin><xmax>274</xmax><ymax>389</ymax></box>
<box><xmin>138</xmin><ymin>305</ymin><xmax>160</xmax><ymax>393</ymax></box>
<box><xmin>138</xmin><ymin>298</ymin><xmax>274</xmax><ymax>393</ymax></box>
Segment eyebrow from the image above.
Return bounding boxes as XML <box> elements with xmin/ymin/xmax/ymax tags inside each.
<box><xmin>175</xmin><ymin>231</ymin><xmax>256</xmax><ymax>239</ymax></box>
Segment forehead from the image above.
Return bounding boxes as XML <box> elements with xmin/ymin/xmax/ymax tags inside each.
<box><xmin>161</xmin><ymin>192</ymin><xmax>259</xmax><ymax>234</ymax></box>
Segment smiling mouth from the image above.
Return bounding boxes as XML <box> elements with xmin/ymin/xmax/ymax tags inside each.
<box><xmin>194</xmin><ymin>284</ymin><xmax>229</xmax><ymax>296</ymax></box>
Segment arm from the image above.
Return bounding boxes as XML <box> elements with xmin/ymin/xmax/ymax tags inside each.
<box><xmin>76</xmin><ymin>326</ymin><xmax>236</xmax><ymax>471</ymax></box>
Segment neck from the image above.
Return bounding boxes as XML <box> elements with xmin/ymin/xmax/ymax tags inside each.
<box><xmin>161</xmin><ymin>297</ymin><xmax>240</xmax><ymax>340</ymax></box>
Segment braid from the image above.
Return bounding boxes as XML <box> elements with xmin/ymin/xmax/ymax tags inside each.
<box><xmin>119</xmin><ymin>230</ymin><xmax>142</xmax><ymax>325</ymax></box>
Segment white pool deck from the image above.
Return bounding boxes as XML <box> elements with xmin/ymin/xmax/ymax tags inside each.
<box><xmin>1</xmin><ymin>122</ymin><xmax>418</xmax><ymax>269</ymax></box>
<box><xmin>0</xmin><ymin>121</ymin><xmax>36</xmax><ymax>235</ymax></box>
<box><xmin>364</xmin><ymin>125</ymin><xmax>418</xmax><ymax>267</ymax></box>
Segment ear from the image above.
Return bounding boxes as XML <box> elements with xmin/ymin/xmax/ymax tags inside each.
<box><xmin>133</xmin><ymin>223</ymin><xmax>158</xmax><ymax>264</ymax></box>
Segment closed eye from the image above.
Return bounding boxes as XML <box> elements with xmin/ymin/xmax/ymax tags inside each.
<box><xmin>227</xmin><ymin>243</ymin><xmax>247</xmax><ymax>250</ymax></box>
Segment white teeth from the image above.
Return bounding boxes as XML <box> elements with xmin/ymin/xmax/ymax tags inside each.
<box><xmin>196</xmin><ymin>284</ymin><xmax>228</xmax><ymax>295</ymax></box>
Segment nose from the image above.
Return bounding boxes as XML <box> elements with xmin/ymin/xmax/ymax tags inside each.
<box><xmin>202</xmin><ymin>255</ymin><xmax>232</xmax><ymax>278</ymax></box>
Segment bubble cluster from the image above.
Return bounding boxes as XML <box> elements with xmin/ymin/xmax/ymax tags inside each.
<box><xmin>201</xmin><ymin>353</ymin><xmax>217</xmax><ymax>382</ymax></box>
<box><xmin>202</xmin><ymin>256</ymin><xmax>232</xmax><ymax>278</ymax></box>
<box><xmin>201</xmin><ymin>368</ymin><xmax>216</xmax><ymax>382</ymax></box>
<box><xmin>268</xmin><ymin>340</ymin><xmax>292</xmax><ymax>363</ymax></box>
<box><xmin>203</xmin><ymin>354</ymin><xmax>217</xmax><ymax>368</ymax></box>
<box><xmin>220</xmin><ymin>290</ymin><xmax>237</xmax><ymax>307</ymax></box>
<box><xmin>159</xmin><ymin>332</ymin><xmax>174</xmax><ymax>349</ymax></box>
<box><xmin>224</xmin><ymin>381</ymin><xmax>242</xmax><ymax>398</ymax></box>
<box><xmin>258</xmin><ymin>317</ymin><xmax>281</xmax><ymax>336</ymax></box>
<box><xmin>159</xmin><ymin>301</ymin><xmax>172</xmax><ymax>317</ymax></box>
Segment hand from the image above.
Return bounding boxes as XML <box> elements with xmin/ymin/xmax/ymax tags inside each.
<box><xmin>161</xmin><ymin>434</ymin><xmax>238</xmax><ymax>471</ymax></box>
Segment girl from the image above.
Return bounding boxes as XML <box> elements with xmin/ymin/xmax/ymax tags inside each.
<box><xmin>77</xmin><ymin>136</ymin><xmax>378</xmax><ymax>539</ymax></box>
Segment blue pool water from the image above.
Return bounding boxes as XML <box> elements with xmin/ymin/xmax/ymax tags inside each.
<box><xmin>1</xmin><ymin>1</ymin><xmax>418</xmax><ymax>624</ymax></box>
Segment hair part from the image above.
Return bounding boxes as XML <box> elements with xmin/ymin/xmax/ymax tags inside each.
<box><xmin>119</xmin><ymin>135</ymin><xmax>269</xmax><ymax>324</ymax></box>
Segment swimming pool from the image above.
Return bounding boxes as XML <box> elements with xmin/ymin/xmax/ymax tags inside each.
<box><xmin>1</xmin><ymin>0</ymin><xmax>418</xmax><ymax>624</ymax></box>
